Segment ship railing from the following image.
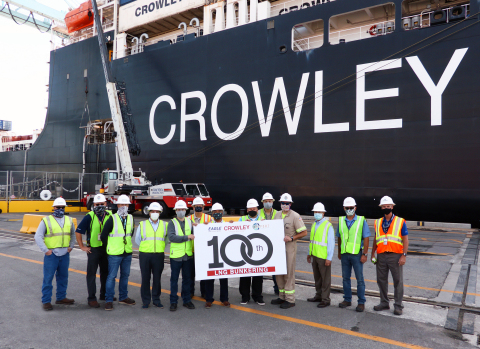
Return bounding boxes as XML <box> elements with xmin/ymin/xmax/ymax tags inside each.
<box><xmin>401</xmin><ymin>3</ymin><xmax>469</xmax><ymax>31</ymax></box>
<box><xmin>329</xmin><ymin>20</ymin><xmax>394</xmax><ymax>45</ymax></box>
<box><xmin>270</xmin><ymin>0</ymin><xmax>322</xmax><ymax>17</ymax></box>
<box><xmin>292</xmin><ymin>33</ymin><xmax>324</xmax><ymax>52</ymax></box>
<box><xmin>67</xmin><ymin>20</ymin><xmax>115</xmax><ymax>45</ymax></box>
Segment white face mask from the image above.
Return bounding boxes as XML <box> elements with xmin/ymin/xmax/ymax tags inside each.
<box><xmin>117</xmin><ymin>206</ymin><xmax>128</xmax><ymax>217</ymax></box>
<box><xmin>150</xmin><ymin>213</ymin><xmax>160</xmax><ymax>221</ymax></box>
<box><xmin>345</xmin><ymin>209</ymin><xmax>355</xmax><ymax>216</ymax></box>
<box><xmin>176</xmin><ymin>210</ymin><xmax>186</xmax><ymax>219</ymax></box>
<box><xmin>263</xmin><ymin>202</ymin><xmax>273</xmax><ymax>210</ymax></box>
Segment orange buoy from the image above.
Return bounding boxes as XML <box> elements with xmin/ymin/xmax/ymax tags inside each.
<box><xmin>65</xmin><ymin>1</ymin><xmax>94</xmax><ymax>34</ymax></box>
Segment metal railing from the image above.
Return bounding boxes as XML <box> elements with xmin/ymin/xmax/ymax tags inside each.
<box><xmin>401</xmin><ymin>3</ymin><xmax>469</xmax><ymax>31</ymax></box>
<box><xmin>329</xmin><ymin>20</ymin><xmax>394</xmax><ymax>45</ymax></box>
<box><xmin>292</xmin><ymin>33</ymin><xmax>324</xmax><ymax>52</ymax></box>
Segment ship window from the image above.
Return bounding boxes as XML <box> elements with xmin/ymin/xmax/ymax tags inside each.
<box><xmin>292</xmin><ymin>19</ymin><xmax>324</xmax><ymax>52</ymax></box>
<box><xmin>329</xmin><ymin>3</ymin><xmax>395</xmax><ymax>45</ymax></box>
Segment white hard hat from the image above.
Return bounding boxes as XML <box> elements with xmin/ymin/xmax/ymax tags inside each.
<box><xmin>312</xmin><ymin>202</ymin><xmax>326</xmax><ymax>212</ymax></box>
<box><xmin>211</xmin><ymin>203</ymin><xmax>224</xmax><ymax>211</ymax></box>
<box><xmin>93</xmin><ymin>194</ymin><xmax>106</xmax><ymax>203</ymax></box>
<box><xmin>148</xmin><ymin>202</ymin><xmax>163</xmax><ymax>211</ymax></box>
<box><xmin>52</xmin><ymin>197</ymin><xmax>67</xmax><ymax>207</ymax></box>
<box><xmin>261</xmin><ymin>192</ymin><xmax>275</xmax><ymax>202</ymax></box>
<box><xmin>116</xmin><ymin>195</ymin><xmax>131</xmax><ymax>205</ymax></box>
<box><xmin>174</xmin><ymin>200</ymin><xmax>187</xmax><ymax>210</ymax></box>
<box><xmin>246</xmin><ymin>199</ymin><xmax>259</xmax><ymax>208</ymax></box>
<box><xmin>192</xmin><ymin>197</ymin><xmax>204</xmax><ymax>206</ymax></box>
<box><xmin>279</xmin><ymin>193</ymin><xmax>293</xmax><ymax>203</ymax></box>
<box><xmin>379</xmin><ymin>196</ymin><xmax>395</xmax><ymax>206</ymax></box>
<box><xmin>343</xmin><ymin>197</ymin><xmax>356</xmax><ymax>207</ymax></box>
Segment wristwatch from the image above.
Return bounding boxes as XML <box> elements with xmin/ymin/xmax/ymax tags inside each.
<box><xmin>403</xmin><ymin>252</ymin><xmax>407</xmax><ymax>256</ymax></box>
<box><xmin>363</xmin><ymin>253</ymin><xmax>367</xmax><ymax>257</ymax></box>
<box><xmin>291</xmin><ymin>236</ymin><xmax>294</xmax><ymax>241</ymax></box>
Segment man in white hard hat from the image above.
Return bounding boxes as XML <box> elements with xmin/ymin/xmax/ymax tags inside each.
<box><xmin>75</xmin><ymin>193</ymin><xmax>113</xmax><ymax>308</ymax></box>
<box><xmin>336</xmin><ymin>197</ymin><xmax>370</xmax><ymax>312</ymax></box>
<box><xmin>307</xmin><ymin>203</ymin><xmax>335</xmax><ymax>308</ymax></box>
<box><xmin>238</xmin><ymin>198</ymin><xmax>265</xmax><ymax>305</ymax></box>
<box><xmin>371</xmin><ymin>196</ymin><xmax>409</xmax><ymax>316</ymax></box>
<box><xmin>167</xmin><ymin>200</ymin><xmax>196</xmax><ymax>311</ymax></box>
<box><xmin>259</xmin><ymin>192</ymin><xmax>279</xmax><ymax>295</ymax></box>
<box><xmin>271</xmin><ymin>193</ymin><xmax>307</xmax><ymax>309</ymax></box>
<box><xmin>100</xmin><ymin>194</ymin><xmax>136</xmax><ymax>310</ymax></box>
<box><xmin>204</xmin><ymin>202</ymin><xmax>231</xmax><ymax>309</ymax></box>
<box><xmin>34</xmin><ymin>197</ymin><xmax>76</xmax><ymax>310</ymax></box>
<box><xmin>134</xmin><ymin>202</ymin><xmax>167</xmax><ymax>309</ymax></box>
<box><xmin>188</xmin><ymin>197</ymin><xmax>211</xmax><ymax>299</ymax></box>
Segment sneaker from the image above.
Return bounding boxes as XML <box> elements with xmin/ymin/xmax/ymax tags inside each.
<box><xmin>307</xmin><ymin>297</ymin><xmax>322</xmax><ymax>302</ymax></box>
<box><xmin>142</xmin><ymin>304</ymin><xmax>149</xmax><ymax>309</ymax></box>
<box><xmin>271</xmin><ymin>298</ymin><xmax>285</xmax><ymax>305</ymax></box>
<box><xmin>222</xmin><ymin>301</ymin><xmax>231</xmax><ymax>307</ymax></box>
<box><xmin>280</xmin><ymin>301</ymin><xmax>295</xmax><ymax>309</ymax></box>
<box><xmin>55</xmin><ymin>298</ymin><xmax>75</xmax><ymax>305</ymax></box>
<box><xmin>170</xmin><ymin>303</ymin><xmax>177</xmax><ymax>312</ymax></box>
<box><xmin>183</xmin><ymin>302</ymin><xmax>195</xmax><ymax>310</ymax></box>
<box><xmin>373</xmin><ymin>303</ymin><xmax>390</xmax><ymax>311</ymax></box>
<box><xmin>255</xmin><ymin>299</ymin><xmax>265</xmax><ymax>306</ymax></box>
<box><xmin>105</xmin><ymin>302</ymin><xmax>113</xmax><ymax>311</ymax></box>
<box><xmin>338</xmin><ymin>301</ymin><xmax>352</xmax><ymax>308</ymax></box>
<box><xmin>43</xmin><ymin>303</ymin><xmax>53</xmax><ymax>311</ymax></box>
<box><xmin>88</xmin><ymin>300</ymin><xmax>100</xmax><ymax>308</ymax></box>
<box><xmin>205</xmin><ymin>302</ymin><xmax>212</xmax><ymax>309</ymax></box>
<box><xmin>119</xmin><ymin>298</ymin><xmax>136</xmax><ymax>305</ymax></box>
<box><xmin>356</xmin><ymin>304</ymin><xmax>365</xmax><ymax>312</ymax></box>
<box><xmin>153</xmin><ymin>302</ymin><xmax>164</xmax><ymax>309</ymax></box>
<box><xmin>100</xmin><ymin>296</ymin><xmax>117</xmax><ymax>301</ymax></box>
<box><xmin>394</xmin><ymin>308</ymin><xmax>403</xmax><ymax>316</ymax></box>
<box><xmin>317</xmin><ymin>301</ymin><xmax>330</xmax><ymax>308</ymax></box>
<box><xmin>240</xmin><ymin>300</ymin><xmax>249</xmax><ymax>305</ymax></box>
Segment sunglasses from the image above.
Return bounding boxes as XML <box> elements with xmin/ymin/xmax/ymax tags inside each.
<box><xmin>280</xmin><ymin>202</ymin><xmax>291</xmax><ymax>205</ymax></box>
<box><xmin>344</xmin><ymin>207</ymin><xmax>355</xmax><ymax>210</ymax></box>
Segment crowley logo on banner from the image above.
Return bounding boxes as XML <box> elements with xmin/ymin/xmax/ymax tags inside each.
<box><xmin>194</xmin><ymin>220</ymin><xmax>287</xmax><ymax>280</ymax></box>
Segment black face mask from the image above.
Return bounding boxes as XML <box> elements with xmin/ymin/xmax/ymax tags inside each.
<box><xmin>381</xmin><ymin>208</ymin><xmax>393</xmax><ymax>216</ymax></box>
<box><xmin>94</xmin><ymin>205</ymin><xmax>106</xmax><ymax>215</ymax></box>
<box><xmin>212</xmin><ymin>212</ymin><xmax>223</xmax><ymax>221</ymax></box>
<box><xmin>194</xmin><ymin>207</ymin><xmax>203</xmax><ymax>212</ymax></box>
<box><xmin>247</xmin><ymin>210</ymin><xmax>257</xmax><ymax>217</ymax></box>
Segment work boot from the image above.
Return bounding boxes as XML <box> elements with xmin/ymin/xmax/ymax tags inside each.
<box><xmin>205</xmin><ymin>302</ymin><xmax>212</xmax><ymax>309</ymax></box>
<box><xmin>105</xmin><ymin>302</ymin><xmax>113</xmax><ymax>311</ymax></box>
<box><xmin>280</xmin><ymin>301</ymin><xmax>295</xmax><ymax>309</ymax></box>
<box><xmin>373</xmin><ymin>303</ymin><xmax>390</xmax><ymax>311</ymax></box>
<box><xmin>317</xmin><ymin>301</ymin><xmax>330</xmax><ymax>308</ymax></box>
<box><xmin>394</xmin><ymin>308</ymin><xmax>403</xmax><ymax>316</ymax></box>
<box><xmin>338</xmin><ymin>301</ymin><xmax>351</xmax><ymax>308</ymax></box>
<box><xmin>56</xmin><ymin>298</ymin><xmax>75</xmax><ymax>305</ymax></box>
<box><xmin>222</xmin><ymin>301</ymin><xmax>231</xmax><ymax>307</ymax></box>
<box><xmin>307</xmin><ymin>296</ymin><xmax>322</xmax><ymax>302</ymax></box>
<box><xmin>119</xmin><ymin>298</ymin><xmax>136</xmax><ymax>305</ymax></box>
<box><xmin>271</xmin><ymin>298</ymin><xmax>285</xmax><ymax>305</ymax></box>
<box><xmin>43</xmin><ymin>303</ymin><xmax>53</xmax><ymax>311</ymax></box>
<box><xmin>356</xmin><ymin>304</ymin><xmax>365</xmax><ymax>312</ymax></box>
<box><xmin>88</xmin><ymin>300</ymin><xmax>100</xmax><ymax>308</ymax></box>
<box><xmin>183</xmin><ymin>302</ymin><xmax>195</xmax><ymax>310</ymax></box>
<box><xmin>170</xmin><ymin>303</ymin><xmax>177</xmax><ymax>312</ymax></box>
<box><xmin>100</xmin><ymin>296</ymin><xmax>117</xmax><ymax>301</ymax></box>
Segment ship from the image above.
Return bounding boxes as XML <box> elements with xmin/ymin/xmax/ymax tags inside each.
<box><xmin>1</xmin><ymin>0</ymin><xmax>479</xmax><ymax>225</ymax></box>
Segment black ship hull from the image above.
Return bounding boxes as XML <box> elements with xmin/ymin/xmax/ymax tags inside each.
<box><xmin>3</xmin><ymin>0</ymin><xmax>480</xmax><ymax>224</ymax></box>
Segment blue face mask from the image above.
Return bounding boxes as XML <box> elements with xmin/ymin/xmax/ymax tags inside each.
<box><xmin>314</xmin><ymin>213</ymin><xmax>323</xmax><ymax>221</ymax></box>
<box><xmin>194</xmin><ymin>206</ymin><xmax>203</xmax><ymax>212</ymax></box>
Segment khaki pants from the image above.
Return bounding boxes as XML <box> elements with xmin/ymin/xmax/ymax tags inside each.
<box><xmin>277</xmin><ymin>242</ymin><xmax>297</xmax><ymax>303</ymax></box>
<box><xmin>312</xmin><ymin>256</ymin><xmax>331</xmax><ymax>302</ymax></box>
<box><xmin>376</xmin><ymin>252</ymin><xmax>404</xmax><ymax>309</ymax></box>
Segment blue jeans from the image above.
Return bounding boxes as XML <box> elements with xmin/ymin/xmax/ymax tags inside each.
<box><xmin>170</xmin><ymin>258</ymin><xmax>193</xmax><ymax>304</ymax></box>
<box><xmin>106</xmin><ymin>254</ymin><xmax>132</xmax><ymax>303</ymax></box>
<box><xmin>341</xmin><ymin>252</ymin><xmax>366</xmax><ymax>304</ymax></box>
<box><xmin>42</xmin><ymin>253</ymin><xmax>70</xmax><ymax>304</ymax></box>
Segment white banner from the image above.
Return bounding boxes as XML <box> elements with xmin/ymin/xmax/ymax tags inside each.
<box><xmin>194</xmin><ymin>220</ymin><xmax>287</xmax><ymax>280</ymax></box>
<box><xmin>119</xmin><ymin>0</ymin><xmax>205</xmax><ymax>32</ymax></box>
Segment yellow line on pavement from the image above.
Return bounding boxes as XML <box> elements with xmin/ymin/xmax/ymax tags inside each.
<box><xmin>0</xmin><ymin>251</ymin><xmax>430</xmax><ymax>349</ymax></box>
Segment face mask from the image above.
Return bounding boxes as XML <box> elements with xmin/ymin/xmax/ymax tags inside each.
<box><xmin>381</xmin><ymin>208</ymin><xmax>393</xmax><ymax>216</ymax></box>
<box><xmin>52</xmin><ymin>208</ymin><xmax>65</xmax><ymax>218</ymax></box>
<box><xmin>212</xmin><ymin>212</ymin><xmax>223</xmax><ymax>221</ymax></box>
<box><xmin>150</xmin><ymin>213</ymin><xmax>160</xmax><ymax>221</ymax></box>
<box><xmin>263</xmin><ymin>202</ymin><xmax>273</xmax><ymax>210</ymax></box>
<box><xmin>281</xmin><ymin>204</ymin><xmax>290</xmax><ymax>212</ymax></box>
<box><xmin>314</xmin><ymin>213</ymin><xmax>323</xmax><ymax>221</ymax></box>
<box><xmin>345</xmin><ymin>209</ymin><xmax>355</xmax><ymax>216</ymax></box>
<box><xmin>247</xmin><ymin>210</ymin><xmax>257</xmax><ymax>217</ymax></box>
<box><xmin>176</xmin><ymin>210</ymin><xmax>186</xmax><ymax>219</ymax></box>
<box><xmin>94</xmin><ymin>205</ymin><xmax>106</xmax><ymax>215</ymax></box>
<box><xmin>194</xmin><ymin>206</ymin><xmax>203</xmax><ymax>213</ymax></box>
<box><xmin>117</xmin><ymin>206</ymin><xmax>128</xmax><ymax>217</ymax></box>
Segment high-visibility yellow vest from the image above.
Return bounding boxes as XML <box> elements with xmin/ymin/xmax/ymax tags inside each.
<box><xmin>338</xmin><ymin>216</ymin><xmax>365</xmax><ymax>255</ymax></box>
<box><xmin>309</xmin><ymin>220</ymin><xmax>332</xmax><ymax>259</ymax></box>
<box><xmin>259</xmin><ymin>208</ymin><xmax>277</xmax><ymax>220</ymax></box>
<box><xmin>374</xmin><ymin>216</ymin><xmax>405</xmax><ymax>254</ymax></box>
<box><xmin>239</xmin><ymin>215</ymin><xmax>260</xmax><ymax>221</ymax></box>
<box><xmin>107</xmin><ymin>214</ymin><xmax>133</xmax><ymax>255</ymax></box>
<box><xmin>170</xmin><ymin>218</ymin><xmax>193</xmax><ymax>259</ymax></box>
<box><xmin>43</xmin><ymin>215</ymin><xmax>72</xmax><ymax>249</ymax></box>
<box><xmin>87</xmin><ymin>210</ymin><xmax>112</xmax><ymax>248</ymax></box>
<box><xmin>188</xmin><ymin>213</ymin><xmax>211</xmax><ymax>224</ymax></box>
<box><xmin>138</xmin><ymin>220</ymin><xmax>167</xmax><ymax>253</ymax></box>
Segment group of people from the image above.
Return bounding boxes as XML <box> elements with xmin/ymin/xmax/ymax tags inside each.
<box><xmin>34</xmin><ymin>192</ymin><xmax>408</xmax><ymax>316</ymax></box>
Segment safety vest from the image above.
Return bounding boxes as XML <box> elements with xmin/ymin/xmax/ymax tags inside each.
<box><xmin>188</xmin><ymin>213</ymin><xmax>211</xmax><ymax>224</ymax></box>
<box><xmin>43</xmin><ymin>215</ymin><xmax>73</xmax><ymax>249</ymax></box>
<box><xmin>138</xmin><ymin>220</ymin><xmax>167</xmax><ymax>253</ymax></box>
<box><xmin>259</xmin><ymin>208</ymin><xmax>277</xmax><ymax>220</ymax></box>
<box><xmin>87</xmin><ymin>210</ymin><xmax>112</xmax><ymax>248</ymax></box>
<box><xmin>170</xmin><ymin>218</ymin><xmax>193</xmax><ymax>259</ymax></box>
<box><xmin>239</xmin><ymin>215</ymin><xmax>260</xmax><ymax>221</ymax></box>
<box><xmin>309</xmin><ymin>220</ymin><xmax>332</xmax><ymax>259</ymax></box>
<box><xmin>374</xmin><ymin>216</ymin><xmax>405</xmax><ymax>254</ymax></box>
<box><xmin>338</xmin><ymin>216</ymin><xmax>365</xmax><ymax>255</ymax></box>
<box><xmin>107</xmin><ymin>214</ymin><xmax>133</xmax><ymax>255</ymax></box>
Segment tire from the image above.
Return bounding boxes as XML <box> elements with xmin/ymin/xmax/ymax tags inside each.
<box><xmin>159</xmin><ymin>201</ymin><xmax>170</xmax><ymax>218</ymax></box>
<box><xmin>142</xmin><ymin>203</ymin><xmax>150</xmax><ymax>217</ymax></box>
<box><xmin>86</xmin><ymin>199</ymin><xmax>93</xmax><ymax>211</ymax></box>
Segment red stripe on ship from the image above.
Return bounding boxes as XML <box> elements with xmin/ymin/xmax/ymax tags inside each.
<box><xmin>207</xmin><ymin>267</ymin><xmax>276</xmax><ymax>276</ymax></box>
